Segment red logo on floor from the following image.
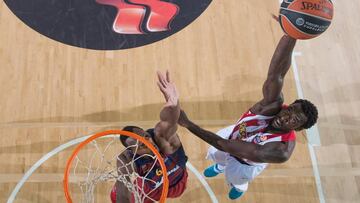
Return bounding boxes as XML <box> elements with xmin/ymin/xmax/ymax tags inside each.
<box><xmin>5</xmin><ymin>0</ymin><xmax>212</xmax><ymax>50</ymax></box>
<box><xmin>96</xmin><ymin>0</ymin><xmax>179</xmax><ymax>34</ymax></box>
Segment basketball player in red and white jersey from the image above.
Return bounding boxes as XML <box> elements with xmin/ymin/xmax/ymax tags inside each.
<box><xmin>178</xmin><ymin>35</ymin><xmax>318</xmax><ymax>200</ymax></box>
<box><xmin>111</xmin><ymin>71</ymin><xmax>188</xmax><ymax>203</ymax></box>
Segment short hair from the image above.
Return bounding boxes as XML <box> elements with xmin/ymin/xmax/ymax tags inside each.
<box><xmin>120</xmin><ymin>126</ymin><xmax>143</xmax><ymax>147</ymax></box>
<box><xmin>293</xmin><ymin>99</ymin><xmax>318</xmax><ymax>130</ymax></box>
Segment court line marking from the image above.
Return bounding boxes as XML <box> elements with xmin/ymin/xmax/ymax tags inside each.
<box><xmin>186</xmin><ymin>162</ymin><xmax>218</xmax><ymax>203</ymax></box>
<box><xmin>276</xmin><ymin>0</ymin><xmax>324</xmax><ymax>200</ymax></box>
<box><xmin>292</xmin><ymin>51</ymin><xmax>325</xmax><ymax>203</ymax></box>
<box><xmin>7</xmin><ymin>133</ymin><xmax>218</xmax><ymax>203</ymax></box>
<box><xmin>292</xmin><ymin>52</ymin><xmax>321</xmax><ymax>146</ymax></box>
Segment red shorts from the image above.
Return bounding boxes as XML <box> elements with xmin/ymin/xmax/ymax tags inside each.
<box><xmin>111</xmin><ymin>170</ymin><xmax>188</xmax><ymax>203</ymax></box>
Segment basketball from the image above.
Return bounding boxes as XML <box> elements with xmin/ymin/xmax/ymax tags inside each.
<box><xmin>279</xmin><ymin>0</ymin><xmax>334</xmax><ymax>40</ymax></box>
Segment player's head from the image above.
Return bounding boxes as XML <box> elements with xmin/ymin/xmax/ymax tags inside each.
<box><xmin>120</xmin><ymin>126</ymin><xmax>155</xmax><ymax>155</ymax></box>
<box><xmin>271</xmin><ymin>99</ymin><xmax>318</xmax><ymax>131</ymax></box>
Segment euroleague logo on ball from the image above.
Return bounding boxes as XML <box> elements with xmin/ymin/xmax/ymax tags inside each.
<box><xmin>296</xmin><ymin>18</ymin><xmax>305</xmax><ymax>26</ymax></box>
<box><xmin>5</xmin><ymin>0</ymin><xmax>213</xmax><ymax>50</ymax></box>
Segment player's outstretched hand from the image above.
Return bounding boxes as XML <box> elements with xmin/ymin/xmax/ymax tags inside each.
<box><xmin>271</xmin><ymin>13</ymin><xmax>279</xmax><ymax>22</ymax></box>
<box><xmin>157</xmin><ymin>70</ymin><xmax>179</xmax><ymax>107</ymax></box>
<box><xmin>178</xmin><ymin>109</ymin><xmax>191</xmax><ymax>128</ymax></box>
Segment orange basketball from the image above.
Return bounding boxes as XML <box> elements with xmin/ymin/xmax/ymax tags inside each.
<box><xmin>279</xmin><ymin>0</ymin><xmax>334</xmax><ymax>40</ymax></box>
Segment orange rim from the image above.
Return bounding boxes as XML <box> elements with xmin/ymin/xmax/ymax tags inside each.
<box><xmin>63</xmin><ymin>130</ymin><xmax>169</xmax><ymax>203</ymax></box>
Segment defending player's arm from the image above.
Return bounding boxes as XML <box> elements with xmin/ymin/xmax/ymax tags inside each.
<box><xmin>251</xmin><ymin>35</ymin><xmax>297</xmax><ymax>115</ymax></box>
<box><xmin>154</xmin><ymin>70</ymin><xmax>181</xmax><ymax>154</ymax></box>
<box><xmin>115</xmin><ymin>152</ymin><xmax>135</xmax><ymax>203</ymax></box>
<box><xmin>178</xmin><ymin>110</ymin><xmax>294</xmax><ymax>163</ymax></box>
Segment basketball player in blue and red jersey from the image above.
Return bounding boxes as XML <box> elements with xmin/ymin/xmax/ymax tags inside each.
<box><xmin>111</xmin><ymin>71</ymin><xmax>188</xmax><ymax>203</ymax></box>
<box><xmin>178</xmin><ymin>35</ymin><xmax>318</xmax><ymax>200</ymax></box>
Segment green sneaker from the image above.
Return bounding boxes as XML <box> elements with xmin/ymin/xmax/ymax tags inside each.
<box><xmin>228</xmin><ymin>187</ymin><xmax>244</xmax><ymax>200</ymax></box>
<box><xmin>203</xmin><ymin>164</ymin><xmax>223</xmax><ymax>177</ymax></box>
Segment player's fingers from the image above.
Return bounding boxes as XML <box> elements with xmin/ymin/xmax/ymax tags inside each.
<box><xmin>157</xmin><ymin>82</ymin><xmax>169</xmax><ymax>98</ymax></box>
<box><xmin>157</xmin><ymin>71</ymin><xmax>168</xmax><ymax>87</ymax></box>
<box><xmin>179</xmin><ymin>109</ymin><xmax>186</xmax><ymax>119</ymax></box>
<box><xmin>157</xmin><ymin>71</ymin><xmax>164</xmax><ymax>83</ymax></box>
<box><xmin>166</xmin><ymin>70</ymin><xmax>170</xmax><ymax>82</ymax></box>
<box><xmin>271</xmin><ymin>13</ymin><xmax>279</xmax><ymax>22</ymax></box>
<box><xmin>157</xmin><ymin>81</ymin><xmax>166</xmax><ymax>92</ymax></box>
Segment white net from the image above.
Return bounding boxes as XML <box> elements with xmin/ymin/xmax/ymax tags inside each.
<box><xmin>67</xmin><ymin>134</ymin><xmax>167</xmax><ymax>203</ymax></box>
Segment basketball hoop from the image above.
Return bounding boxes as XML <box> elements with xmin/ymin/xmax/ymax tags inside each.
<box><xmin>63</xmin><ymin>130</ymin><xmax>169</xmax><ymax>203</ymax></box>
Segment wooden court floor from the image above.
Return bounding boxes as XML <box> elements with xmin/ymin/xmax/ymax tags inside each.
<box><xmin>0</xmin><ymin>0</ymin><xmax>359</xmax><ymax>202</ymax></box>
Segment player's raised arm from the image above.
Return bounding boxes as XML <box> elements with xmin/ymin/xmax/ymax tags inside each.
<box><xmin>154</xmin><ymin>70</ymin><xmax>181</xmax><ymax>154</ymax></box>
<box><xmin>251</xmin><ymin>35</ymin><xmax>297</xmax><ymax>115</ymax></box>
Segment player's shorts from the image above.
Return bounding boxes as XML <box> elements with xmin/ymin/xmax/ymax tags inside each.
<box><xmin>206</xmin><ymin>125</ymin><xmax>267</xmax><ymax>191</ymax></box>
<box><xmin>110</xmin><ymin>169</ymin><xmax>188</xmax><ymax>203</ymax></box>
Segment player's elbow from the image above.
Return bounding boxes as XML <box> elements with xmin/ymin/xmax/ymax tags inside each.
<box><xmin>257</xmin><ymin>148</ymin><xmax>291</xmax><ymax>163</ymax></box>
<box><xmin>268</xmin><ymin>148</ymin><xmax>291</xmax><ymax>163</ymax></box>
<box><xmin>276</xmin><ymin>151</ymin><xmax>291</xmax><ymax>163</ymax></box>
<box><xmin>266</xmin><ymin>74</ymin><xmax>284</xmax><ymax>83</ymax></box>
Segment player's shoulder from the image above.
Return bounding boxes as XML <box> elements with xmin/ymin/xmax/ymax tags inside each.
<box><xmin>250</xmin><ymin>97</ymin><xmax>284</xmax><ymax>116</ymax></box>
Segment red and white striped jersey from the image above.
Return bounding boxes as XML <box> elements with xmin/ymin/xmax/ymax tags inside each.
<box><xmin>229</xmin><ymin>110</ymin><xmax>296</xmax><ymax>165</ymax></box>
<box><xmin>230</xmin><ymin>110</ymin><xmax>296</xmax><ymax>144</ymax></box>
